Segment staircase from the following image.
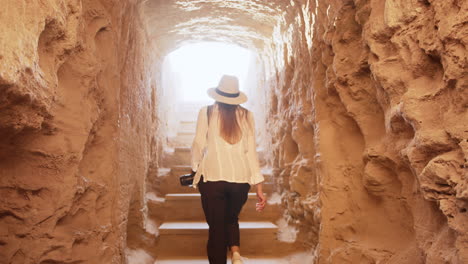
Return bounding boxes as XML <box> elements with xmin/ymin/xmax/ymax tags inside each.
<box><xmin>149</xmin><ymin>105</ymin><xmax>305</xmax><ymax>263</ymax></box>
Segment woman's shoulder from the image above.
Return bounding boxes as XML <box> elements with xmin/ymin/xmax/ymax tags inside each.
<box><xmin>240</xmin><ymin>106</ymin><xmax>254</xmax><ymax>119</ymax></box>
<box><xmin>237</xmin><ymin>106</ymin><xmax>254</xmax><ymax>126</ymax></box>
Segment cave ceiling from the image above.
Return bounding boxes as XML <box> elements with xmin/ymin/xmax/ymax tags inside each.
<box><xmin>142</xmin><ymin>0</ymin><xmax>288</xmax><ymax>54</ymax></box>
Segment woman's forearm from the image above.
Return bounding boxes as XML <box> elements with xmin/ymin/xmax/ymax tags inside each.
<box><xmin>256</xmin><ymin>183</ymin><xmax>263</xmax><ymax>193</ymax></box>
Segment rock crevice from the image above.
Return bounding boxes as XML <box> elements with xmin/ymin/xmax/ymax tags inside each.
<box><xmin>0</xmin><ymin>0</ymin><xmax>466</xmax><ymax>263</ymax></box>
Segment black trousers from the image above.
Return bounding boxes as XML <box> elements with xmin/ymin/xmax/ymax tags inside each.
<box><xmin>198</xmin><ymin>178</ymin><xmax>250</xmax><ymax>264</ymax></box>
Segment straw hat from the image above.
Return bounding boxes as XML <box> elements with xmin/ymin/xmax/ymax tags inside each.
<box><xmin>207</xmin><ymin>75</ymin><xmax>247</xmax><ymax>105</ymax></box>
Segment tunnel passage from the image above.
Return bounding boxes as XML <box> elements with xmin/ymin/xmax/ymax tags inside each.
<box><xmin>0</xmin><ymin>0</ymin><xmax>467</xmax><ymax>264</ymax></box>
<box><xmin>158</xmin><ymin>41</ymin><xmax>258</xmax><ymax>139</ymax></box>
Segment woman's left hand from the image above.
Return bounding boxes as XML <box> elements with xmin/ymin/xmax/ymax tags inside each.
<box><xmin>256</xmin><ymin>185</ymin><xmax>266</xmax><ymax>212</ymax></box>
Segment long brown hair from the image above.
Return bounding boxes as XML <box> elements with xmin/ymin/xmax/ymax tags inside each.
<box><xmin>215</xmin><ymin>102</ymin><xmax>248</xmax><ymax>144</ymax></box>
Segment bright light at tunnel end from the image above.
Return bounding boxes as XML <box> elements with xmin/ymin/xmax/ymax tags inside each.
<box><xmin>165</xmin><ymin>42</ymin><xmax>254</xmax><ymax>102</ymax></box>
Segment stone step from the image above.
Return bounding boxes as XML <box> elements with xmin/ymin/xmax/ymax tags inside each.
<box><xmin>168</xmin><ymin>134</ymin><xmax>194</xmax><ymax>148</ymax></box>
<box><xmin>159</xmin><ymin>221</ymin><xmax>277</xmax><ymax>235</ymax></box>
<box><xmin>162</xmin><ymin>147</ymin><xmax>191</xmax><ymax>167</ymax></box>
<box><xmin>163</xmin><ymin>147</ymin><xmax>272</xmax><ymax>168</ymax></box>
<box><xmin>154</xmin><ymin>251</ymin><xmax>315</xmax><ymax>264</ymax></box>
<box><xmin>168</xmin><ymin>166</ymin><xmax>274</xmax><ymax>182</ymax></box>
<box><xmin>157</xmin><ymin>166</ymin><xmax>275</xmax><ymax>195</ymax></box>
<box><xmin>155</xmin><ymin>257</ymin><xmax>290</xmax><ymax>264</ymax></box>
<box><xmin>177</xmin><ymin>131</ymin><xmax>195</xmax><ymax>136</ymax></box>
<box><xmin>157</xmin><ymin>193</ymin><xmax>280</xmax><ymax>222</ymax></box>
<box><xmin>179</xmin><ymin>121</ymin><xmax>197</xmax><ymax>134</ymax></box>
<box><xmin>176</xmin><ymin>112</ymin><xmax>199</xmax><ymax>122</ymax></box>
<box><xmin>155</xmin><ymin>221</ymin><xmax>298</xmax><ymax>257</ymax></box>
<box><xmin>145</xmin><ymin>192</ymin><xmax>165</xmax><ymax>221</ymax></box>
<box><xmin>157</xmin><ymin>166</ymin><xmax>198</xmax><ymax>195</ymax></box>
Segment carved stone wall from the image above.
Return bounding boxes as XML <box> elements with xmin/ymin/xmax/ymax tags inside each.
<box><xmin>263</xmin><ymin>0</ymin><xmax>467</xmax><ymax>263</ymax></box>
<box><xmin>0</xmin><ymin>0</ymin><xmax>161</xmax><ymax>263</ymax></box>
<box><xmin>0</xmin><ymin>0</ymin><xmax>466</xmax><ymax>263</ymax></box>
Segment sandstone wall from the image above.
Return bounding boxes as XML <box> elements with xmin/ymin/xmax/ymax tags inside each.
<box><xmin>1</xmin><ymin>0</ymin><xmax>466</xmax><ymax>263</ymax></box>
<box><xmin>263</xmin><ymin>0</ymin><xmax>467</xmax><ymax>263</ymax></box>
<box><xmin>0</xmin><ymin>1</ymin><xmax>160</xmax><ymax>263</ymax></box>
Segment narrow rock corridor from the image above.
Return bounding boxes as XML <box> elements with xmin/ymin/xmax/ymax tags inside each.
<box><xmin>0</xmin><ymin>1</ymin><xmax>467</xmax><ymax>264</ymax></box>
<box><xmin>143</xmin><ymin>103</ymin><xmax>307</xmax><ymax>263</ymax></box>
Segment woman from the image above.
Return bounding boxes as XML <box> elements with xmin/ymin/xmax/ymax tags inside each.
<box><xmin>191</xmin><ymin>75</ymin><xmax>266</xmax><ymax>264</ymax></box>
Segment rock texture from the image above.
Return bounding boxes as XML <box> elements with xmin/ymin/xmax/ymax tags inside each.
<box><xmin>141</xmin><ymin>0</ymin><xmax>289</xmax><ymax>55</ymax></box>
<box><xmin>262</xmin><ymin>0</ymin><xmax>467</xmax><ymax>263</ymax></box>
<box><xmin>1</xmin><ymin>0</ymin><xmax>467</xmax><ymax>263</ymax></box>
<box><xmin>0</xmin><ymin>0</ymin><xmax>161</xmax><ymax>263</ymax></box>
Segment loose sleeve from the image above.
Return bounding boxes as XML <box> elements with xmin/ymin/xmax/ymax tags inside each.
<box><xmin>191</xmin><ymin>107</ymin><xmax>208</xmax><ymax>172</ymax></box>
<box><xmin>247</xmin><ymin>111</ymin><xmax>264</xmax><ymax>185</ymax></box>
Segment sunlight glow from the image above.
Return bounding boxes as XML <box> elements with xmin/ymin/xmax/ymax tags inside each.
<box><xmin>165</xmin><ymin>42</ymin><xmax>253</xmax><ymax>102</ymax></box>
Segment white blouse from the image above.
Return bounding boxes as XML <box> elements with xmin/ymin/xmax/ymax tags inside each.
<box><xmin>191</xmin><ymin>105</ymin><xmax>264</xmax><ymax>187</ymax></box>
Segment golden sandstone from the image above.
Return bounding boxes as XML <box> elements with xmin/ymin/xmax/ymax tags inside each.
<box><xmin>0</xmin><ymin>0</ymin><xmax>466</xmax><ymax>263</ymax></box>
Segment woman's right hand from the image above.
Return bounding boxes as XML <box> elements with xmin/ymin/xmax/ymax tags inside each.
<box><xmin>256</xmin><ymin>184</ymin><xmax>266</xmax><ymax>212</ymax></box>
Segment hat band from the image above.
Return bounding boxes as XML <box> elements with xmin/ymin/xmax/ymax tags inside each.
<box><xmin>215</xmin><ymin>88</ymin><xmax>240</xmax><ymax>98</ymax></box>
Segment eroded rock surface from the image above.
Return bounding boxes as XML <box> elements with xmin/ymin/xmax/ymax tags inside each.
<box><xmin>262</xmin><ymin>0</ymin><xmax>467</xmax><ymax>263</ymax></box>
<box><xmin>1</xmin><ymin>0</ymin><xmax>467</xmax><ymax>263</ymax></box>
<box><xmin>0</xmin><ymin>0</ymin><xmax>160</xmax><ymax>263</ymax></box>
